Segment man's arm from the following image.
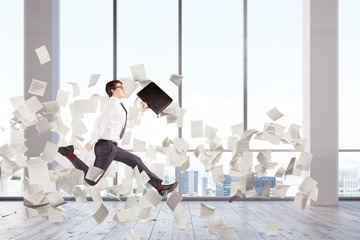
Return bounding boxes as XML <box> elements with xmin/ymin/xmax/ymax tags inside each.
<box><xmin>127</xmin><ymin>102</ymin><xmax>148</xmax><ymax>128</ymax></box>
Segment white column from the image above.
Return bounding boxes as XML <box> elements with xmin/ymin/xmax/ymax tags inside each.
<box><xmin>303</xmin><ymin>0</ymin><xmax>338</xmax><ymax>205</ymax></box>
<box><xmin>24</xmin><ymin>0</ymin><xmax>60</xmax><ymax>158</ymax></box>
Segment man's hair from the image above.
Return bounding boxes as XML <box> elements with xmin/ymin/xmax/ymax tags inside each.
<box><xmin>105</xmin><ymin>80</ymin><xmax>122</xmax><ymax>97</ymax></box>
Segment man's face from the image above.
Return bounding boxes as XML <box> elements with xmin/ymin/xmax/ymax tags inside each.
<box><xmin>112</xmin><ymin>83</ymin><xmax>125</xmax><ymax>99</ymax></box>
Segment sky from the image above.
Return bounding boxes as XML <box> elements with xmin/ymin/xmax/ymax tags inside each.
<box><xmin>0</xmin><ymin>0</ymin><xmax>360</xmax><ymax>196</ymax></box>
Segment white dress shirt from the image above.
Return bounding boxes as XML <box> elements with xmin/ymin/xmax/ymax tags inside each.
<box><xmin>89</xmin><ymin>96</ymin><xmax>142</xmax><ymax>145</ymax></box>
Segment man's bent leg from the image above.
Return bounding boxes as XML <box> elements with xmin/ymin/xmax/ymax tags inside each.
<box><xmin>114</xmin><ymin>147</ymin><xmax>163</xmax><ymax>189</ymax></box>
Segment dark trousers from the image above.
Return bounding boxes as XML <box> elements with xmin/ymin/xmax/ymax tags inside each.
<box><xmin>70</xmin><ymin>140</ymin><xmax>163</xmax><ymax>188</ymax></box>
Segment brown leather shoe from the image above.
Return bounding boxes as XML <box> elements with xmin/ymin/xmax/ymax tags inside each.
<box><xmin>158</xmin><ymin>182</ymin><xmax>178</xmax><ymax>197</ymax></box>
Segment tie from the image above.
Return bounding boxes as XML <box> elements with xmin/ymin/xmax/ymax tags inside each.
<box><xmin>120</xmin><ymin>102</ymin><xmax>127</xmax><ymax>139</ymax></box>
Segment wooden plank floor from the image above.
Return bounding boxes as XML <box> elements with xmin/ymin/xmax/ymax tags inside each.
<box><xmin>0</xmin><ymin>201</ymin><xmax>360</xmax><ymax>240</ymax></box>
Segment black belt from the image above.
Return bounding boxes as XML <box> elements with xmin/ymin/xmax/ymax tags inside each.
<box><xmin>98</xmin><ymin>139</ymin><xmax>118</xmax><ymax>146</ymax></box>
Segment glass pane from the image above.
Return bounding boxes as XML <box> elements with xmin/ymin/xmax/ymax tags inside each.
<box><xmin>60</xmin><ymin>0</ymin><xmax>113</xmax><ymax>133</ymax></box>
<box><xmin>0</xmin><ymin>0</ymin><xmax>24</xmax><ymax>196</ymax></box>
<box><xmin>248</xmin><ymin>0</ymin><xmax>302</xmax><ymax>150</ymax></box>
<box><xmin>60</xmin><ymin>0</ymin><xmax>113</xmax><ymax>195</ymax></box>
<box><xmin>117</xmin><ymin>0</ymin><xmax>178</xmax><ymax>144</ymax></box>
<box><xmin>185</xmin><ymin>151</ymin><xmax>301</xmax><ymax>197</ymax></box>
<box><xmin>339</xmin><ymin>152</ymin><xmax>360</xmax><ymax>197</ymax></box>
<box><xmin>182</xmin><ymin>0</ymin><xmax>244</xmax><ymax>150</ymax></box>
<box><xmin>339</xmin><ymin>0</ymin><xmax>360</xmax><ymax>149</ymax></box>
<box><xmin>117</xmin><ymin>0</ymin><xmax>178</xmax><ymax>185</ymax></box>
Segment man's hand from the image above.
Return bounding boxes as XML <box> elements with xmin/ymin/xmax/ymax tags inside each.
<box><xmin>140</xmin><ymin>102</ymin><xmax>148</xmax><ymax>112</ymax></box>
<box><xmin>85</xmin><ymin>143</ymin><xmax>93</xmax><ymax>152</ymax></box>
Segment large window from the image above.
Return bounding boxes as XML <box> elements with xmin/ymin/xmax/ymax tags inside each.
<box><xmin>0</xmin><ymin>0</ymin><xmax>24</xmax><ymax>196</ymax></box>
<box><xmin>60</xmin><ymin>0</ymin><xmax>113</xmax><ymax>191</ymax></box>
<box><xmin>116</xmin><ymin>0</ymin><xmax>178</xmax><ymax>187</ymax></box>
<box><xmin>182</xmin><ymin>0</ymin><xmax>244</xmax><ymax>196</ymax></box>
<box><xmin>248</xmin><ymin>0</ymin><xmax>302</xmax><ymax>150</ymax></box>
<box><xmin>339</xmin><ymin>0</ymin><xmax>360</xmax><ymax>196</ymax></box>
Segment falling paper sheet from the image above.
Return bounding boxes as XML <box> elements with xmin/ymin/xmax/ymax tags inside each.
<box><xmin>145</xmin><ymin>188</ymin><xmax>162</xmax><ymax>207</ymax></box>
<box><xmin>211</xmin><ymin>165</ymin><xmax>225</xmax><ymax>183</ymax></box>
<box><xmin>92</xmin><ymin>202</ymin><xmax>109</xmax><ymax>224</ymax></box>
<box><xmin>48</xmin><ymin>207</ymin><xmax>63</xmax><ymax>222</ymax></box>
<box><xmin>25</xmin><ymin>96</ymin><xmax>43</xmax><ymax>113</ymax></box>
<box><xmin>261</xmin><ymin>181</ymin><xmax>271</xmax><ymax>199</ymax></box>
<box><xmin>273</xmin><ymin>184</ymin><xmax>290</xmax><ymax>199</ymax></box>
<box><xmin>166</xmin><ymin>191</ymin><xmax>183</xmax><ymax>212</ymax></box>
<box><xmin>56</xmin><ymin>89</ymin><xmax>69</xmax><ymax>107</ymax></box>
<box><xmin>173</xmin><ymin>204</ymin><xmax>186</xmax><ymax>229</ymax></box>
<box><xmin>72</xmin><ymin>186</ymin><xmax>87</xmax><ymax>202</ymax></box>
<box><xmin>275</xmin><ymin>167</ymin><xmax>285</xmax><ymax>178</ymax></box>
<box><xmin>68</xmin><ymin>82</ymin><xmax>80</xmax><ymax>98</ymax></box>
<box><xmin>126</xmin><ymin>229</ymin><xmax>141</xmax><ymax>240</ymax></box>
<box><xmin>200</xmin><ymin>203</ymin><xmax>215</xmax><ymax>218</ymax></box>
<box><xmin>266</xmin><ymin>107</ymin><xmax>284</xmax><ymax>121</ymax></box>
<box><xmin>293</xmin><ymin>192</ymin><xmax>309</xmax><ymax>210</ymax></box>
<box><xmin>208</xmin><ymin>218</ymin><xmax>224</xmax><ymax>235</ymax></box>
<box><xmin>133</xmin><ymin>138</ymin><xmax>146</xmax><ymax>152</ymax></box>
<box><xmin>42</xmin><ymin>101</ymin><xmax>60</xmax><ymax>114</ymax></box>
<box><xmin>35</xmin><ymin>45</ymin><xmax>51</xmax><ymax>65</ymax></box>
<box><xmin>130</xmin><ymin>64</ymin><xmax>148</xmax><ymax>82</ymax></box>
<box><xmin>219</xmin><ymin>225</ymin><xmax>236</xmax><ymax>240</ymax></box>
<box><xmin>299</xmin><ymin>176</ymin><xmax>318</xmax><ymax>193</ymax></box>
<box><xmin>121</xmin><ymin>131</ymin><xmax>132</xmax><ymax>145</ymax></box>
<box><xmin>266</xmin><ymin>220</ymin><xmax>279</xmax><ymax>235</ymax></box>
<box><xmin>28</xmin><ymin>79</ymin><xmax>47</xmax><ymax>96</ymax></box>
<box><xmin>10</xmin><ymin>96</ymin><xmax>25</xmax><ymax>110</ymax></box>
<box><xmin>47</xmin><ymin>191</ymin><xmax>67</xmax><ymax>207</ymax></box>
<box><xmin>229</xmin><ymin>189</ymin><xmax>243</xmax><ymax>203</ymax></box>
<box><xmin>231</xmin><ymin>123</ymin><xmax>243</xmax><ymax>136</ymax></box>
<box><xmin>85</xmin><ymin>166</ymin><xmax>104</xmax><ymax>182</ymax></box>
<box><xmin>88</xmin><ymin>74</ymin><xmax>101</xmax><ymax>88</ymax></box>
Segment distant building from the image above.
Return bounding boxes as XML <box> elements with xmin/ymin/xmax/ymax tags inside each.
<box><xmin>175</xmin><ymin>167</ymin><xmax>198</xmax><ymax>196</ymax></box>
<box><xmin>202</xmin><ymin>176</ymin><xmax>208</xmax><ymax>196</ymax></box>
<box><xmin>216</xmin><ymin>175</ymin><xmax>232</xmax><ymax>196</ymax></box>
<box><xmin>254</xmin><ymin>176</ymin><xmax>276</xmax><ymax>196</ymax></box>
<box><xmin>339</xmin><ymin>169</ymin><xmax>359</xmax><ymax>197</ymax></box>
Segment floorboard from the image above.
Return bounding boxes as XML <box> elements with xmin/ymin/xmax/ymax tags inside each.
<box><xmin>0</xmin><ymin>200</ymin><xmax>359</xmax><ymax>240</ymax></box>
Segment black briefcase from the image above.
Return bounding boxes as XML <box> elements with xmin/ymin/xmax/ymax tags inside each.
<box><xmin>137</xmin><ymin>82</ymin><xmax>173</xmax><ymax>115</ymax></box>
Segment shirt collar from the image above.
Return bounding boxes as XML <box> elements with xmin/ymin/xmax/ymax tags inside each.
<box><xmin>110</xmin><ymin>96</ymin><xmax>122</xmax><ymax>103</ymax></box>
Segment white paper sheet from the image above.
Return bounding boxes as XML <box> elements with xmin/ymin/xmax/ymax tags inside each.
<box><xmin>47</xmin><ymin>191</ymin><xmax>67</xmax><ymax>207</ymax></box>
<box><xmin>200</xmin><ymin>203</ymin><xmax>215</xmax><ymax>218</ymax></box>
<box><xmin>170</xmin><ymin>73</ymin><xmax>183</xmax><ymax>86</ymax></box>
<box><xmin>121</xmin><ymin>131</ymin><xmax>132</xmax><ymax>145</ymax></box>
<box><xmin>35</xmin><ymin>45</ymin><xmax>51</xmax><ymax>65</ymax></box>
<box><xmin>273</xmin><ymin>184</ymin><xmax>290</xmax><ymax>199</ymax></box>
<box><xmin>211</xmin><ymin>165</ymin><xmax>225</xmax><ymax>183</ymax></box>
<box><xmin>28</xmin><ymin>79</ymin><xmax>47</xmax><ymax>96</ymax></box>
<box><xmin>266</xmin><ymin>220</ymin><xmax>279</xmax><ymax>235</ymax></box>
<box><xmin>88</xmin><ymin>74</ymin><xmax>101</xmax><ymax>88</ymax></box>
<box><xmin>166</xmin><ymin>191</ymin><xmax>183</xmax><ymax>212</ymax></box>
<box><xmin>92</xmin><ymin>202</ymin><xmax>109</xmax><ymax>224</ymax></box>
<box><xmin>261</xmin><ymin>181</ymin><xmax>271</xmax><ymax>199</ymax></box>
<box><xmin>56</xmin><ymin>89</ymin><xmax>69</xmax><ymax>107</ymax></box>
<box><xmin>208</xmin><ymin>218</ymin><xmax>224</xmax><ymax>235</ymax></box>
<box><xmin>130</xmin><ymin>64</ymin><xmax>148</xmax><ymax>82</ymax></box>
<box><xmin>41</xmin><ymin>141</ymin><xmax>58</xmax><ymax>163</ymax></box>
<box><xmin>25</xmin><ymin>96</ymin><xmax>43</xmax><ymax>113</ymax></box>
<box><xmin>85</xmin><ymin>166</ymin><xmax>104</xmax><ymax>182</ymax></box>
<box><xmin>266</xmin><ymin>107</ymin><xmax>284</xmax><ymax>121</ymax></box>
<box><xmin>72</xmin><ymin>186</ymin><xmax>87</xmax><ymax>202</ymax></box>
<box><xmin>67</xmin><ymin>82</ymin><xmax>80</xmax><ymax>98</ymax></box>
<box><xmin>231</xmin><ymin>123</ymin><xmax>243</xmax><ymax>136</ymax></box>
<box><xmin>133</xmin><ymin>138</ymin><xmax>146</xmax><ymax>152</ymax></box>
<box><xmin>42</xmin><ymin>101</ymin><xmax>60</xmax><ymax>114</ymax></box>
